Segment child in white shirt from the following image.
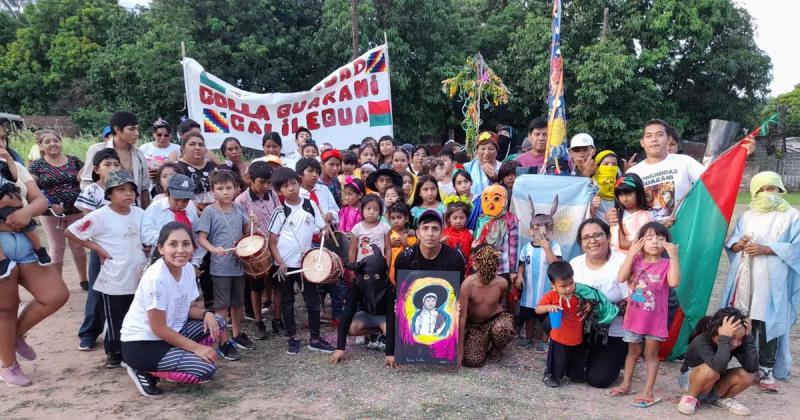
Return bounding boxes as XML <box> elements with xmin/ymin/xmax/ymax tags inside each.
<box><xmin>67</xmin><ymin>170</ymin><xmax>147</xmax><ymax>368</ymax></box>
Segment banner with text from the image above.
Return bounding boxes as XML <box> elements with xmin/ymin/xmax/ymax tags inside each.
<box><xmin>182</xmin><ymin>44</ymin><xmax>393</xmax><ymax>152</ymax></box>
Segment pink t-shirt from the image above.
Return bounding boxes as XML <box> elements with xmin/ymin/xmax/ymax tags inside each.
<box><xmin>622</xmin><ymin>254</ymin><xmax>671</xmax><ymax>338</ymax></box>
<box><xmin>610</xmin><ymin>210</ymin><xmax>654</xmax><ymax>254</ymax></box>
<box><xmin>514</xmin><ymin>152</ymin><xmax>545</xmax><ymax>168</ymax></box>
<box><xmin>338</xmin><ymin>206</ymin><xmax>362</xmax><ymax>233</ymax></box>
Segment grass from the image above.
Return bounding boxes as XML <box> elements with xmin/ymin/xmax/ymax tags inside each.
<box><xmin>10</xmin><ymin>131</ymin><xmax>97</xmax><ymax>162</ymax></box>
<box><xmin>737</xmin><ymin>191</ymin><xmax>800</xmax><ymax>205</ymax></box>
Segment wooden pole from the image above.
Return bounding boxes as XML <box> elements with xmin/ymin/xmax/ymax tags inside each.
<box><xmin>351</xmin><ymin>0</ymin><xmax>359</xmax><ymax>59</ymax></box>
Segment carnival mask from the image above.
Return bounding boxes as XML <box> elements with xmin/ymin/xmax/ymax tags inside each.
<box><xmin>527</xmin><ymin>194</ymin><xmax>559</xmax><ymax>243</ymax></box>
<box><xmin>481</xmin><ymin>184</ymin><xmax>507</xmax><ymax>217</ymax></box>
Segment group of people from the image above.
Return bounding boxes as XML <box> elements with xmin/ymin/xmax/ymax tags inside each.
<box><xmin>0</xmin><ymin>113</ymin><xmax>797</xmax><ymax>417</ymax></box>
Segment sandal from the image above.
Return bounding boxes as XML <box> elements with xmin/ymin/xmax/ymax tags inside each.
<box><xmin>631</xmin><ymin>396</ymin><xmax>662</xmax><ymax>408</ymax></box>
<box><xmin>607</xmin><ymin>387</ymin><xmax>635</xmax><ymax>397</ymax></box>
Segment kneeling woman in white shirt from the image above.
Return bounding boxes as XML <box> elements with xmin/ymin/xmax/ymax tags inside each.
<box><xmin>120</xmin><ymin>222</ymin><xmax>224</xmax><ymax>397</ymax></box>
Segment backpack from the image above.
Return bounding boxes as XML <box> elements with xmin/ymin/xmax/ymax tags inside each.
<box><xmin>282</xmin><ymin>198</ymin><xmax>315</xmax><ymax>219</ymax></box>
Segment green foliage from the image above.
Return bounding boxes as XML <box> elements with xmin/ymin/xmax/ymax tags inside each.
<box><xmin>0</xmin><ymin>0</ymin><xmax>774</xmax><ymax>150</ymax></box>
<box><xmin>762</xmin><ymin>86</ymin><xmax>800</xmax><ymax>137</ymax></box>
<box><xmin>0</xmin><ymin>0</ymin><xmax>121</xmax><ymax>114</ymax></box>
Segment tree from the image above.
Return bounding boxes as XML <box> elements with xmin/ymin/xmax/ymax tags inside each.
<box><xmin>0</xmin><ymin>0</ymin><xmax>122</xmax><ymax>115</ymax></box>
<box><xmin>763</xmin><ymin>86</ymin><xmax>800</xmax><ymax>138</ymax></box>
<box><xmin>495</xmin><ymin>0</ymin><xmax>771</xmax><ymax>149</ymax></box>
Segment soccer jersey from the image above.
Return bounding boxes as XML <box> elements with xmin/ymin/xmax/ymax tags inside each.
<box><xmin>519</xmin><ymin>241</ymin><xmax>562</xmax><ymax>309</ymax></box>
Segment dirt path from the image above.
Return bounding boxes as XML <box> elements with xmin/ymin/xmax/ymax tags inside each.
<box><xmin>2</xmin><ymin>206</ymin><xmax>799</xmax><ymax>419</ymax></box>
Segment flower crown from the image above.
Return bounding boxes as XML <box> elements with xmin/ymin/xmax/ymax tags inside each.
<box><xmin>443</xmin><ymin>194</ymin><xmax>473</xmax><ymax>209</ymax></box>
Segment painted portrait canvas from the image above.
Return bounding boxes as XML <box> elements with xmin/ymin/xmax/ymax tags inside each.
<box><xmin>395</xmin><ymin>270</ymin><xmax>460</xmax><ymax>366</ymax></box>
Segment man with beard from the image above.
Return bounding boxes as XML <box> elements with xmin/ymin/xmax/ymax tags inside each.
<box><xmin>457</xmin><ymin>245</ymin><xmax>516</xmax><ymax>368</ymax></box>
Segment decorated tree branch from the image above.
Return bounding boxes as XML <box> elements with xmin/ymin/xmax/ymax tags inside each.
<box><xmin>442</xmin><ymin>53</ymin><xmax>510</xmax><ymax>156</ymax></box>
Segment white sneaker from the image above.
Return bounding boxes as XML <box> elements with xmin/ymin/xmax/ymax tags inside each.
<box><xmin>758</xmin><ymin>367</ymin><xmax>779</xmax><ymax>392</ymax></box>
<box><xmin>677</xmin><ymin>395</ymin><xmax>698</xmax><ymax>415</ymax></box>
<box><xmin>715</xmin><ymin>397</ymin><xmax>751</xmax><ymax>416</ymax></box>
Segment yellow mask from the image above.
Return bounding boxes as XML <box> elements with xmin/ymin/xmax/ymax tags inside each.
<box><xmin>481</xmin><ymin>184</ymin><xmax>508</xmax><ymax>217</ymax></box>
<box><xmin>593</xmin><ymin>165</ymin><xmax>619</xmax><ymax>200</ymax></box>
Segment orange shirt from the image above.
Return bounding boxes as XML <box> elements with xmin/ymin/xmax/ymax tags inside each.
<box><xmin>389</xmin><ymin>231</ymin><xmax>417</xmax><ymax>285</ymax></box>
<box><xmin>538</xmin><ymin>291</ymin><xmax>582</xmax><ymax>346</ymax></box>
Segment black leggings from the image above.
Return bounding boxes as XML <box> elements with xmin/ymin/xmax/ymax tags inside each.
<box><xmin>278</xmin><ymin>268</ymin><xmax>321</xmax><ymax>340</ymax></box>
<box><xmin>584</xmin><ymin>336</ymin><xmax>628</xmax><ymax>388</ymax></box>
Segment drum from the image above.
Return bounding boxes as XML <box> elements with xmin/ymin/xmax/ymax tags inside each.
<box><xmin>301</xmin><ymin>248</ymin><xmax>344</xmax><ymax>285</ymax></box>
<box><xmin>235</xmin><ymin>234</ymin><xmax>273</xmax><ymax>277</ymax></box>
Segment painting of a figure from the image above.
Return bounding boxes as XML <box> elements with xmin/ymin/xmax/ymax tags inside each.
<box><xmin>395</xmin><ymin>270</ymin><xmax>459</xmax><ymax>365</ymax></box>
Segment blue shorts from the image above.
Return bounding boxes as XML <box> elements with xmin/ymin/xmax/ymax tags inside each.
<box><xmin>678</xmin><ymin>367</ymin><xmax>719</xmax><ymax>403</ymax></box>
<box><xmin>0</xmin><ymin>232</ymin><xmax>37</xmax><ymax>264</ymax></box>
<box><xmin>623</xmin><ymin>330</ymin><xmax>666</xmax><ymax>343</ymax></box>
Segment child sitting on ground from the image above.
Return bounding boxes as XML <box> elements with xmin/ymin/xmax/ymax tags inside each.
<box><xmin>610</xmin><ymin>222</ymin><xmax>680</xmax><ymax>408</ymax></box>
<box><xmin>536</xmin><ymin>261</ymin><xmax>583</xmax><ymax>388</ymax></box>
<box><xmin>676</xmin><ymin>307</ymin><xmax>756</xmax><ymax>416</ymax></box>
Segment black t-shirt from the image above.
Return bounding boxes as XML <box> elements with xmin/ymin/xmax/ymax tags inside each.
<box><xmin>386</xmin><ymin>244</ymin><xmax>465</xmax><ymax>356</ymax></box>
<box><xmin>393</xmin><ymin>244</ymin><xmax>466</xmax><ymax>281</ymax></box>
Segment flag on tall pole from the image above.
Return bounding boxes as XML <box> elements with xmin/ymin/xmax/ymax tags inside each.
<box><xmin>542</xmin><ymin>0</ymin><xmax>568</xmax><ymax>174</ymax></box>
<box><xmin>660</xmin><ymin>115</ymin><xmax>778</xmax><ymax>360</ymax></box>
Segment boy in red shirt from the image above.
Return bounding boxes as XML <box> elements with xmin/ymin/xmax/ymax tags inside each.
<box><xmin>536</xmin><ymin>261</ymin><xmax>584</xmax><ymax>388</ymax></box>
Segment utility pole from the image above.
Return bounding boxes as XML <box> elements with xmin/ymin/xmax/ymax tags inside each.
<box><xmin>351</xmin><ymin>0</ymin><xmax>359</xmax><ymax>59</ymax></box>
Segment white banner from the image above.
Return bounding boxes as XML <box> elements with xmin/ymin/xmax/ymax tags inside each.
<box><xmin>182</xmin><ymin>44</ymin><xmax>394</xmax><ymax>152</ymax></box>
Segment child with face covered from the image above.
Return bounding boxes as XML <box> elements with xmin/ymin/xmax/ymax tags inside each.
<box><xmin>515</xmin><ymin>208</ymin><xmax>563</xmax><ymax>352</ymax></box>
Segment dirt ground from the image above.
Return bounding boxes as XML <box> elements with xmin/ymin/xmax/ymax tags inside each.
<box><xmin>2</xmin><ymin>205</ymin><xmax>799</xmax><ymax>419</ymax></box>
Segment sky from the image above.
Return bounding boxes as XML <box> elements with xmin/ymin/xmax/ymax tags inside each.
<box><xmin>118</xmin><ymin>0</ymin><xmax>798</xmax><ymax>96</ymax></box>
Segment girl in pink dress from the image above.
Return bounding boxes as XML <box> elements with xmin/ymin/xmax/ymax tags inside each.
<box><xmin>338</xmin><ymin>177</ymin><xmax>364</xmax><ymax>233</ymax></box>
<box><xmin>612</xmin><ymin>222</ymin><xmax>681</xmax><ymax>408</ymax></box>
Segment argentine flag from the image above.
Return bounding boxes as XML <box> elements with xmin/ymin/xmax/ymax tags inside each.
<box><xmin>511</xmin><ymin>175</ymin><xmax>594</xmax><ymax>262</ymax></box>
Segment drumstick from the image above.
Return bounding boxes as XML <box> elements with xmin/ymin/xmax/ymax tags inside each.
<box><xmin>326</xmin><ymin>222</ymin><xmax>340</xmax><ymax>247</ymax></box>
<box><xmin>285</xmin><ymin>268</ymin><xmax>307</xmax><ymax>275</ymax></box>
<box><xmin>249</xmin><ymin>213</ymin><xmax>254</xmax><ymax>237</ymax></box>
<box><xmin>317</xmin><ymin>231</ymin><xmax>326</xmax><ymax>266</ymax></box>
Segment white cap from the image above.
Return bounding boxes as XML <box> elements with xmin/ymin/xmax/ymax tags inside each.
<box><xmin>569</xmin><ymin>133</ymin><xmax>594</xmax><ymax>149</ymax></box>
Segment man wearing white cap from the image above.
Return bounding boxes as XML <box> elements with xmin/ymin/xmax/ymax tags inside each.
<box><xmin>568</xmin><ymin>132</ymin><xmax>597</xmax><ymax>177</ymax></box>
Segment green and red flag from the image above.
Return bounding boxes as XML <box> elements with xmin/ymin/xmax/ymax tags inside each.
<box><xmin>661</xmin><ymin>114</ymin><xmax>779</xmax><ymax>360</ymax></box>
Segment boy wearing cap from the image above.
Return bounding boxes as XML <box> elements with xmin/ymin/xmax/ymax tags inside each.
<box><xmin>141</xmin><ymin>173</ymin><xmax>201</xmax><ymax>261</ymax></box>
<box><xmin>67</xmin><ymin>170</ymin><xmax>147</xmax><ymax>367</ymax></box>
<box><xmin>568</xmin><ymin>133</ymin><xmax>597</xmax><ymax>177</ymax></box>
<box><xmin>235</xmin><ymin>162</ymin><xmax>281</xmax><ymax>340</ymax></box>
<box><xmin>74</xmin><ymin>148</ymin><xmax>121</xmax><ymax>351</ymax></box>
